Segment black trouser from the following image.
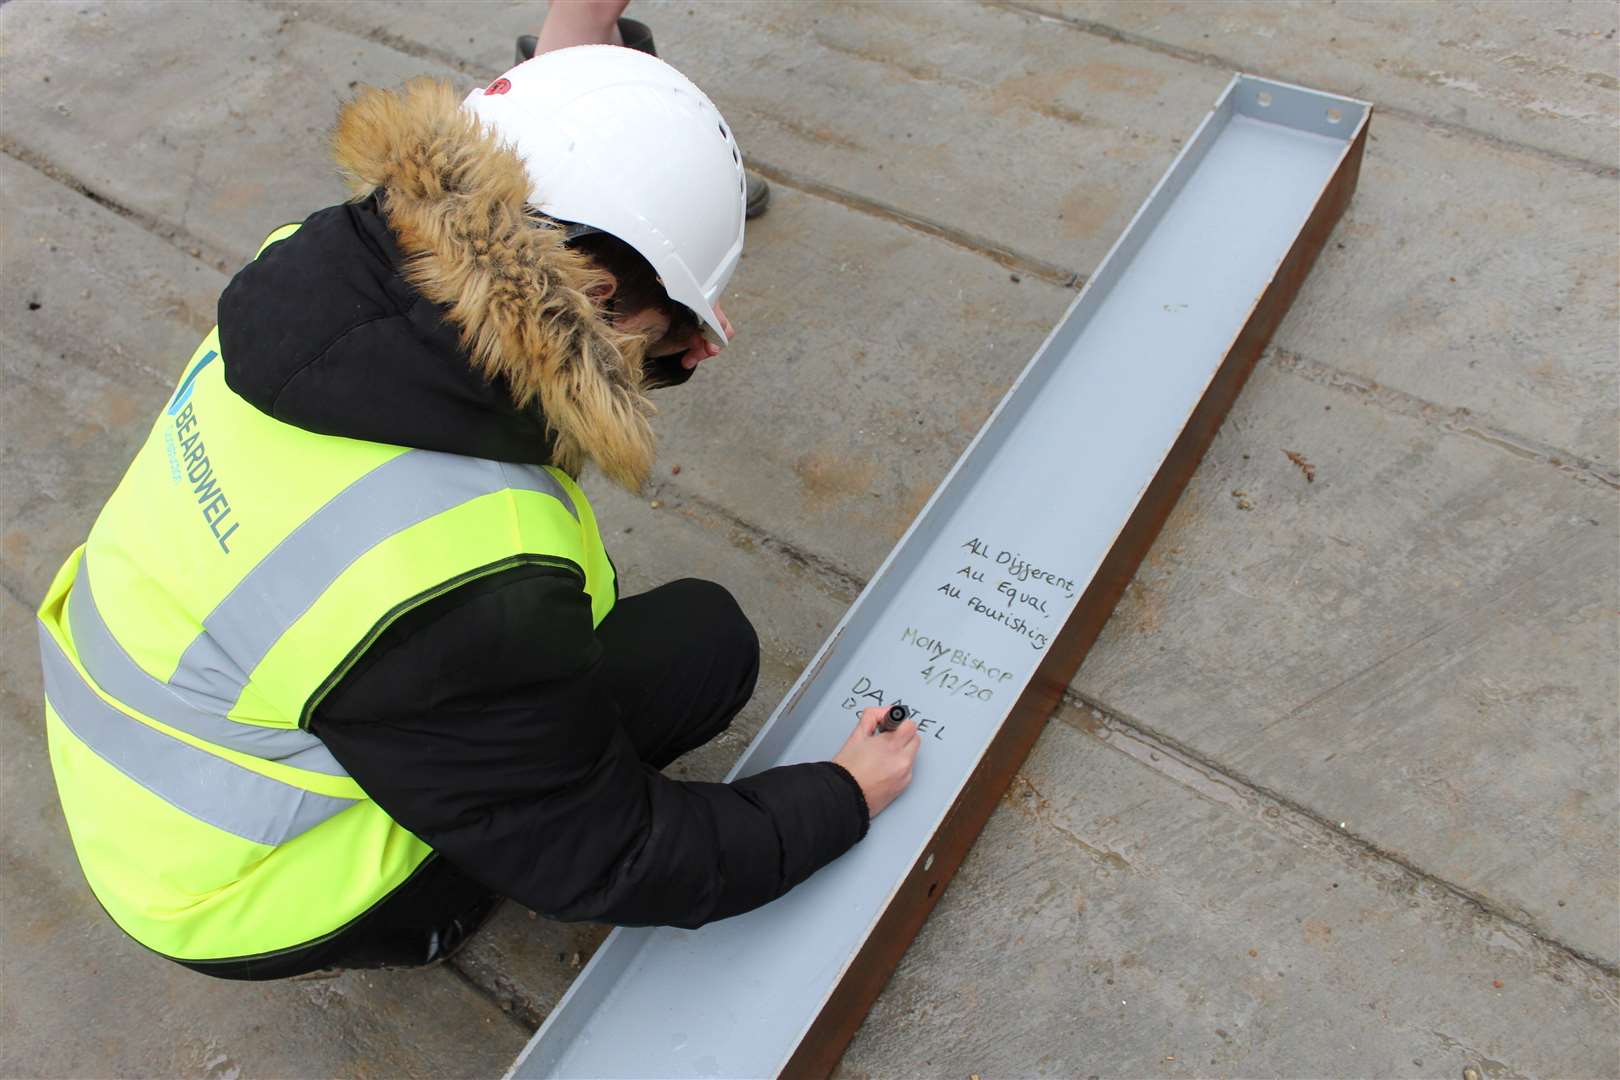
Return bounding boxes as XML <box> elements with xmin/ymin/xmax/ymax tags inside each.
<box><xmin>178</xmin><ymin>578</ymin><xmax>760</xmax><ymax>980</ymax></box>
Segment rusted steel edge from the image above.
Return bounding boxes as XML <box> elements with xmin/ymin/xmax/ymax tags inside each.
<box><xmin>780</xmin><ymin>113</ymin><xmax>1371</xmax><ymax>1080</ymax></box>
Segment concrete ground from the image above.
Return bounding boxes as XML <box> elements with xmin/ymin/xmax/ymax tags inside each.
<box><xmin>1</xmin><ymin>1</ymin><xmax>1615</xmax><ymax>1076</ymax></box>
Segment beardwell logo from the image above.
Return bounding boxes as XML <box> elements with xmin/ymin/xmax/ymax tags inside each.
<box><xmin>161</xmin><ymin>350</ymin><xmax>242</xmax><ymax>554</ymax></box>
<box><xmin>168</xmin><ymin>349</ymin><xmax>218</xmax><ymax>416</ymax></box>
<box><xmin>485</xmin><ymin>78</ymin><xmax>512</xmax><ymax>96</ymax></box>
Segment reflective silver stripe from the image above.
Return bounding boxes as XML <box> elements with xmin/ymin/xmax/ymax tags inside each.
<box><xmin>39</xmin><ymin>622</ymin><xmax>354</xmax><ymax>846</ymax></box>
<box><xmin>500</xmin><ymin>459</ymin><xmax>579</xmax><ymax>518</ymax></box>
<box><xmin>170</xmin><ymin>450</ymin><xmax>577</xmax><ymax>715</ymax></box>
<box><xmin>67</xmin><ymin>556</ymin><xmax>349</xmax><ymax>775</ymax></box>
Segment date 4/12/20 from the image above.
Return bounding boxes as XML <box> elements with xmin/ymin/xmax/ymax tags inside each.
<box><xmin>919</xmin><ymin>664</ymin><xmax>994</xmax><ymax>702</ymax></box>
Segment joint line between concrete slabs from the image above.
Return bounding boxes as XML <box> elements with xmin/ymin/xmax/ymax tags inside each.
<box><xmin>0</xmin><ymin>139</ymin><xmax>242</xmax><ymax>274</ymax></box>
<box><xmin>254</xmin><ymin>0</ymin><xmax>482</xmax><ymax>76</ymax></box>
<box><xmin>801</xmin><ymin>27</ymin><xmax>1095</xmax><ymax>131</ymax></box>
<box><xmin>441</xmin><ymin>957</ymin><xmax>544</xmax><ymax>1036</ymax></box>
<box><xmin>1265</xmin><ymin>347</ymin><xmax>1620</xmax><ymax>490</ymax></box>
<box><xmin>743</xmin><ymin>159</ymin><xmax>1084</xmax><ymax>288</ymax></box>
<box><xmin>647</xmin><ymin>480</ymin><xmax>868</xmax><ymax>601</ymax></box>
<box><xmin>0</xmin><ymin>575</ymin><xmax>37</xmax><ymax>615</ymax></box>
<box><xmin>1058</xmin><ymin>687</ymin><xmax>1620</xmax><ymax>983</ymax></box>
<box><xmin>985</xmin><ymin>0</ymin><xmax>1620</xmax><ymax>181</ymax></box>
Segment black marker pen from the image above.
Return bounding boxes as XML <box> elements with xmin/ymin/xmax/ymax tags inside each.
<box><xmin>879</xmin><ymin>704</ymin><xmax>910</xmax><ymax>733</ymax></box>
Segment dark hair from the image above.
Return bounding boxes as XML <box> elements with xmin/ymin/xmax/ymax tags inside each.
<box><xmin>571</xmin><ymin>232</ymin><xmax>697</xmax><ymax>341</ymax></box>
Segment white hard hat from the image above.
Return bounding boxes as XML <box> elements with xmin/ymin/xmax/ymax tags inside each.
<box><xmin>463</xmin><ymin>46</ymin><xmax>745</xmax><ymax>348</ymax></box>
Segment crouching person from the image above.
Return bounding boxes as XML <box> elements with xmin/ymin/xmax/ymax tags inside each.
<box><xmin>35</xmin><ymin>47</ymin><xmax>919</xmax><ymax>979</ymax></box>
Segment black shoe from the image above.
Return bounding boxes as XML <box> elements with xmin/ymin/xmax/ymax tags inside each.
<box><xmin>617</xmin><ymin>17</ymin><xmax>656</xmax><ymax>56</ymax></box>
<box><xmin>745</xmin><ymin>172</ymin><xmax>771</xmax><ymax>220</ymax></box>
<box><xmin>423</xmin><ymin>895</ymin><xmax>505</xmax><ymax>966</ymax></box>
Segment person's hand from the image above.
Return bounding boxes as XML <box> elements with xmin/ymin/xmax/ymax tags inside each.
<box><xmin>677</xmin><ymin>302</ymin><xmax>735</xmax><ymax>370</ymax></box>
<box><xmin>831</xmin><ymin>706</ymin><xmax>921</xmax><ymax>818</ymax></box>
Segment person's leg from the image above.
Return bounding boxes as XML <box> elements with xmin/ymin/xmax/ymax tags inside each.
<box><xmin>173</xmin><ymin>857</ymin><xmax>500</xmax><ymax>980</ymax></box>
<box><xmin>316</xmin><ymin>859</ymin><xmax>502</xmax><ymax>972</ymax></box>
<box><xmin>592</xmin><ymin>578</ymin><xmax>760</xmax><ymax>769</ymax></box>
<box><xmin>533</xmin><ymin>0</ymin><xmax>626</xmax><ymax>53</ymax></box>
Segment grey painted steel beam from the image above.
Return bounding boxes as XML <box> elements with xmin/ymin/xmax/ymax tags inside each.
<box><xmin>509</xmin><ymin>74</ymin><xmax>1371</xmax><ymax>1079</ymax></box>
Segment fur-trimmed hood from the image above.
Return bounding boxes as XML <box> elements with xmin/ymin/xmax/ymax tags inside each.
<box><xmin>334</xmin><ymin>79</ymin><xmax>656</xmax><ymax>488</ymax></box>
<box><xmin>219</xmin><ymin>78</ymin><xmax>658</xmax><ymax>490</ymax></box>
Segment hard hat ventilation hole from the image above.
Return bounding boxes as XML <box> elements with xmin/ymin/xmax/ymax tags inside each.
<box><xmin>732</xmin><ymin>147</ymin><xmax>740</xmax><ymax>164</ymax></box>
<box><xmin>717</xmin><ymin>121</ymin><xmax>728</xmax><ymax>141</ymax></box>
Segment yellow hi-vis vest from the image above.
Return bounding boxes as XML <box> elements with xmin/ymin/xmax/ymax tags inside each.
<box><xmin>35</xmin><ymin>225</ymin><xmax>615</xmax><ymax>963</ymax></box>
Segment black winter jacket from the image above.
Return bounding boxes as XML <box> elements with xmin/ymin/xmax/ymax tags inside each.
<box><xmin>213</xmin><ymin>79</ymin><xmax>867</xmax><ymax>930</ymax></box>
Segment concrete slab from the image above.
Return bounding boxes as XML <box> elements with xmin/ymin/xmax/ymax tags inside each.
<box><xmin>1268</xmin><ymin>112</ymin><xmax>1618</xmax><ymax>476</ymax></box>
<box><xmin>1013</xmin><ymin>0</ymin><xmax>1620</xmax><ymax>167</ymax></box>
<box><xmin>640</xmin><ymin>0</ymin><xmax>1620</xmax><ymax>473</ymax></box>
<box><xmin>0</xmin><ymin>154</ymin><xmax>221</xmax><ymax>601</ymax></box>
<box><xmin>1073</xmin><ymin>356</ymin><xmax>1620</xmax><ymax>966</ymax></box>
<box><xmin>0</xmin><ymin>0</ymin><xmax>414</xmax><ymax>267</ymax></box>
<box><xmin>840</xmin><ymin>707</ymin><xmax>1620</xmax><ymax>1078</ymax></box>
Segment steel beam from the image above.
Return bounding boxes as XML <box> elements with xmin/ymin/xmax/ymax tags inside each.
<box><xmin>509</xmin><ymin>74</ymin><xmax>1371</xmax><ymax>1080</ymax></box>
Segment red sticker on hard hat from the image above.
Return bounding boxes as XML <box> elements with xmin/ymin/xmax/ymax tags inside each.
<box><xmin>485</xmin><ymin>78</ymin><xmax>512</xmax><ymax>96</ymax></box>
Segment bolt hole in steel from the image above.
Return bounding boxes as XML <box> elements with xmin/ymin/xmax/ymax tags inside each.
<box><xmin>1256</xmin><ymin>90</ymin><xmax>1272</xmax><ymax>107</ymax></box>
<box><xmin>926</xmin><ymin>882</ymin><xmax>938</xmax><ymax>898</ymax></box>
